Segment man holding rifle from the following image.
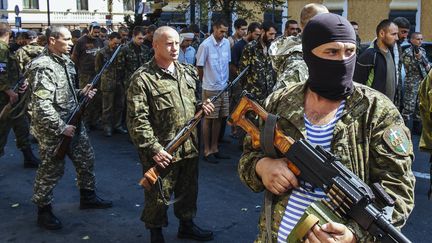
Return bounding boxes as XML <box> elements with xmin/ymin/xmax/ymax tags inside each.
<box><xmin>238</xmin><ymin>13</ymin><xmax>415</xmax><ymax>242</ymax></box>
<box><xmin>0</xmin><ymin>22</ymin><xmax>40</xmax><ymax>168</ymax></box>
<box><xmin>127</xmin><ymin>26</ymin><xmax>214</xmax><ymax>243</ymax></box>
<box><xmin>27</xmin><ymin>26</ymin><xmax>112</xmax><ymax>231</ymax></box>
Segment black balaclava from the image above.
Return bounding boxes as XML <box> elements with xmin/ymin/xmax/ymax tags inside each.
<box><xmin>302</xmin><ymin>13</ymin><xmax>356</xmax><ymax>100</ymax></box>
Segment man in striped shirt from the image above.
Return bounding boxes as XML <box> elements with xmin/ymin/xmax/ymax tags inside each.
<box><xmin>239</xmin><ymin>13</ymin><xmax>415</xmax><ymax>243</ymax></box>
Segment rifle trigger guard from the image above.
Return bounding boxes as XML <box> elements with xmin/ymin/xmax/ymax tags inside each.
<box><xmin>260</xmin><ymin>113</ymin><xmax>279</xmax><ymax>158</ymax></box>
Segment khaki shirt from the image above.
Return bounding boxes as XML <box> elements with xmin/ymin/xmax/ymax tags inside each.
<box><xmin>127</xmin><ymin>59</ymin><xmax>199</xmax><ymax>168</ymax></box>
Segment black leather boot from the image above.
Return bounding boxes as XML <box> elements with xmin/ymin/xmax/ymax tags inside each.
<box><xmin>21</xmin><ymin>147</ymin><xmax>40</xmax><ymax>168</ymax></box>
<box><xmin>177</xmin><ymin>220</ymin><xmax>214</xmax><ymax>241</ymax></box>
<box><xmin>37</xmin><ymin>204</ymin><xmax>62</xmax><ymax>230</ymax></box>
<box><xmin>79</xmin><ymin>189</ymin><xmax>113</xmax><ymax>209</ymax></box>
<box><xmin>150</xmin><ymin>228</ymin><xmax>165</xmax><ymax>243</ymax></box>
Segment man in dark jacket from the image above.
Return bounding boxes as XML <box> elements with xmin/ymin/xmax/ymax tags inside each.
<box><xmin>354</xmin><ymin>19</ymin><xmax>399</xmax><ymax>103</ymax></box>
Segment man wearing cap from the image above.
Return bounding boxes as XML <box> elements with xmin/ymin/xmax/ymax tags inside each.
<box><xmin>178</xmin><ymin>30</ymin><xmax>196</xmax><ymax>65</ymax></box>
<box><xmin>15</xmin><ymin>30</ymin><xmax>44</xmax><ymax>74</ymax></box>
<box><xmin>238</xmin><ymin>13</ymin><xmax>415</xmax><ymax>242</ymax></box>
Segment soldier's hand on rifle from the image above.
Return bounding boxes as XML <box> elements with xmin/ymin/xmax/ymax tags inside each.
<box><xmin>18</xmin><ymin>81</ymin><xmax>29</xmax><ymax>94</ymax></box>
<box><xmin>4</xmin><ymin>89</ymin><xmax>18</xmax><ymax>104</ymax></box>
<box><xmin>81</xmin><ymin>84</ymin><xmax>97</xmax><ymax>99</ymax></box>
<box><xmin>304</xmin><ymin>223</ymin><xmax>356</xmax><ymax>243</ymax></box>
<box><xmin>153</xmin><ymin>149</ymin><xmax>172</xmax><ymax>168</ymax></box>
<box><xmin>202</xmin><ymin>98</ymin><xmax>215</xmax><ymax>116</ymax></box>
<box><xmin>255</xmin><ymin>157</ymin><xmax>299</xmax><ymax>195</ymax></box>
<box><xmin>63</xmin><ymin>125</ymin><xmax>76</xmax><ymax>137</ymax></box>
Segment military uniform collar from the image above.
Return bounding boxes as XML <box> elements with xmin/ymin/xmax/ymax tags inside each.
<box><xmin>150</xmin><ymin>58</ymin><xmax>183</xmax><ymax>80</ymax></box>
<box><xmin>278</xmin><ymin>82</ymin><xmax>365</xmax><ymax>138</ymax></box>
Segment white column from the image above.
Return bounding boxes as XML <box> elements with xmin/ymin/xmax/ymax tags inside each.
<box><xmin>416</xmin><ymin>0</ymin><xmax>421</xmax><ymax>31</ymax></box>
<box><xmin>281</xmin><ymin>0</ymin><xmax>288</xmax><ymax>32</ymax></box>
<box><xmin>207</xmin><ymin>0</ymin><xmax>212</xmax><ymax>33</ymax></box>
<box><xmin>342</xmin><ymin>0</ymin><xmax>348</xmax><ymax>18</ymax></box>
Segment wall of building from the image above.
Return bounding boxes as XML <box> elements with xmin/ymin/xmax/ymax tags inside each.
<box><xmin>0</xmin><ymin>0</ymin><xmax>133</xmax><ymax>30</ymax></box>
<box><xmin>348</xmin><ymin>0</ymin><xmax>391</xmax><ymax>42</ymax></box>
<box><xmin>421</xmin><ymin>0</ymin><xmax>432</xmax><ymax>40</ymax></box>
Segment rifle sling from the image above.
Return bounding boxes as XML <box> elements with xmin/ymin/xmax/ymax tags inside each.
<box><xmin>260</xmin><ymin>113</ymin><xmax>279</xmax><ymax>242</ymax></box>
<box><xmin>156</xmin><ymin>176</ymin><xmax>185</xmax><ymax>206</ymax></box>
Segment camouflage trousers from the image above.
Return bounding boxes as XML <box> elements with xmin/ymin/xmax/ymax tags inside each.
<box><xmin>79</xmin><ymin>73</ymin><xmax>102</xmax><ymax>128</ymax></box>
<box><xmin>32</xmin><ymin>124</ymin><xmax>96</xmax><ymax>206</ymax></box>
<box><xmin>102</xmin><ymin>84</ymin><xmax>125</xmax><ymax>130</ymax></box>
<box><xmin>402</xmin><ymin>78</ymin><xmax>421</xmax><ymax>121</ymax></box>
<box><xmin>0</xmin><ymin>94</ymin><xmax>30</xmax><ymax>157</ymax></box>
<box><xmin>141</xmin><ymin>157</ymin><xmax>198</xmax><ymax>228</ymax></box>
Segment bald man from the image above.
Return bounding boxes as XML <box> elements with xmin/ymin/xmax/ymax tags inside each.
<box><xmin>127</xmin><ymin>26</ymin><xmax>214</xmax><ymax>243</ymax></box>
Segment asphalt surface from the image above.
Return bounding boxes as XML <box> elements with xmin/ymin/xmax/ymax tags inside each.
<box><xmin>0</xmin><ymin>128</ymin><xmax>431</xmax><ymax>243</ymax></box>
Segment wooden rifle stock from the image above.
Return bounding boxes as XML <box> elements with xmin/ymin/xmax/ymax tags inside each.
<box><xmin>227</xmin><ymin>93</ymin><xmax>300</xmax><ymax>176</ymax></box>
<box><xmin>53</xmin><ymin>44</ymin><xmax>123</xmax><ymax>160</ymax></box>
<box><xmin>139</xmin><ymin>66</ymin><xmax>250</xmax><ymax>190</ymax></box>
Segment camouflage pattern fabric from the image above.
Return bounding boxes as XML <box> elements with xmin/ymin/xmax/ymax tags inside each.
<box><xmin>79</xmin><ymin>73</ymin><xmax>102</xmax><ymax>128</ymax></box>
<box><xmin>269</xmin><ymin>35</ymin><xmax>308</xmax><ymax>91</ymax></box>
<box><xmin>141</xmin><ymin>157</ymin><xmax>198</xmax><ymax>228</ymax></box>
<box><xmin>0</xmin><ymin>40</ymin><xmax>30</xmax><ymax>156</ymax></box>
<box><xmin>419</xmin><ymin>69</ymin><xmax>432</xmax><ymax>153</ymax></box>
<box><xmin>239</xmin><ymin>39</ymin><xmax>276</xmax><ymax>104</ymax></box>
<box><xmin>401</xmin><ymin>45</ymin><xmax>431</xmax><ymax>122</ymax></box>
<box><xmin>127</xmin><ymin>59</ymin><xmax>200</xmax><ymax>228</ymax></box>
<box><xmin>26</xmin><ymin>48</ymin><xmax>95</xmax><ymax>206</ymax></box>
<box><xmin>95</xmin><ymin>46</ymin><xmax>125</xmax><ymax>130</ymax></box>
<box><xmin>15</xmin><ymin>42</ymin><xmax>44</xmax><ymax>74</ymax></box>
<box><xmin>118</xmin><ymin>41</ymin><xmax>152</xmax><ymax>90</ymax></box>
<box><xmin>238</xmin><ymin>82</ymin><xmax>415</xmax><ymax>242</ymax></box>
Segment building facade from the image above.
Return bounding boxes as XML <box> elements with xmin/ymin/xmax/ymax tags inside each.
<box><xmin>0</xmin><ymin>0</ymin><xmax>139</xmax><ymax>30</ymax></box>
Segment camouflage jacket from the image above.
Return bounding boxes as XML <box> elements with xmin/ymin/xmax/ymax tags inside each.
<box><xmin>419</xmin><ymin>69</ymin><xmax>432</xmax><ymax>152</ymax></box>
<box><xmin>402</xmin><ymin>45</ymin><xmax>430</xmax><ymax>83</ymax></box>
<box><xmin>0</xmin><ymin>40</ymin><xmax>19</xmax><ymax>92</ymax></box>
<box><xmin>239</xmin><ymin>39</ymin><xmax>276</xmax><ymax>103</ymax></box>
<box><xmin>269</xmin><ymin>35</ymin><xmax>308</xmax><ymax>91</ymax></box>
<box><xmin>127</xmin><ymin>59</ymin><xmax>199</xmax><ymax>168</ymax></box>
<box><xmin>27</xmin><ymin>48</ymin><xmax>80</xmax><ymax>141</ymax></box>
<box><xmin>95</xmin><ymin>46</ymin><xmax>123</xmax><ymax>92</ymax></box>
<box><xmin>15</xmin><ymin>42</ymin><xmax>44</xmax><ymax>74</ymax></box>
<box><xmin>118</xmin><ymin>41</ymin><xmax>152</xmax><ymax>89</ymax></box>
<box><xmin>238</xmin><ymin>82</ymin><xmax>415</xmax><ymax>242</ymax></box>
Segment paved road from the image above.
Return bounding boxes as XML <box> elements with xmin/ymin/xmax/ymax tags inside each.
<box><xmin>0</xmin><ymin>128</ymin><xmax>430</xmax><ymax>243</ymax></box>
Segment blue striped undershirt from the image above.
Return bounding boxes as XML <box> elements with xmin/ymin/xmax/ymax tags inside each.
<box><xmin>277</xmin><ymin>100</ymin><xmax>345</xmax><ymax>243</ymax></box>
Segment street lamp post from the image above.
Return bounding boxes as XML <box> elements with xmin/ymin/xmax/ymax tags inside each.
<box><xmin>47</xmin><ymin>0</ymin><xmax>51</xmax><ymax>26</ymax></box>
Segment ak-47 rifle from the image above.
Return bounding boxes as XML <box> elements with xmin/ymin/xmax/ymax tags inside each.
<box><xmin>0</xmin><ymin>76</ymin><xmax>26</xmax><ymax>121</ymax></box>
<box><xmin>53</xmin><ymin>44</ymin><xmax>123</xmax><ymax>160</ymax></box>
<box><xmin>139</xmin><ymin>66</ymin><xmax>249</xmax><ymax>191</ymax></box>
<box><xmin>228</xmin><ymin>93</ymin><xmax>411</xmax><ymax>243</ymax></box>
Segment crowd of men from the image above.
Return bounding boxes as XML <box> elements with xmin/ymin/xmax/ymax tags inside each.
<box><xmin>0</xmin><ymin>2</ymin><xmax>431</xmax><ymax>243</ymax></box>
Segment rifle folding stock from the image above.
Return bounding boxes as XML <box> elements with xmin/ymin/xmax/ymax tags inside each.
<box><xmin>228</xmin><ymin>94</ymin><xmax>411</xmax><ymax>243</ymax></box>
<box><xmin>53</xmin><ymin>44</ymin><xmax>123</xmax><ymax>160</ymax></box>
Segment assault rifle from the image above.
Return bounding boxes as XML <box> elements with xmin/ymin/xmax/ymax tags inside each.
<box><xmin>228</xmin><ymin>93</ymin><xmax>411</xmax><ymax>243</ymax></box>
<box><xmin>139</xmin><ymin>66</ymin><xmax>249</xmax><ymax>191</ymax></box>
<box><xmin>53</xmin><ymin>44</ymin><xmax>122</xmax><ymax>159</ymax></box>
<box><xmin>0</xmin><ymin>76</ymin><xmax>27</xmax><ymax>121</ymax></box>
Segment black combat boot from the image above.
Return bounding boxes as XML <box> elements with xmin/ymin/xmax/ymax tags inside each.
<box><xmin>79</xmin><ymin>189</ymin><xmax>113</xmax><ymax>209</ymax></box>
<box><xmin>150</xmin><ymin>228</ymin><xmax>165</xmax><ymax>243</ymax></box>
<box><xmin>21</xmin><ymin>147</ymin><xmax>40</xmax><ymax>168</ymax></box>
<box><xmin>37</xmin><ymin>204</ymin><xmax>62</xmax><ymax>230</ymax></box>
<box><xmin>177</xmin><ymin>220</ymin><xmax>214</xmax><ymax>241</ymax></box>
